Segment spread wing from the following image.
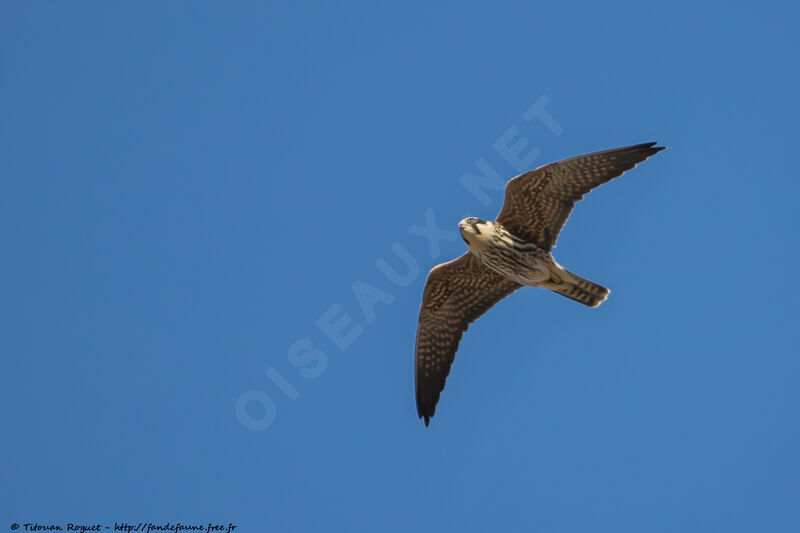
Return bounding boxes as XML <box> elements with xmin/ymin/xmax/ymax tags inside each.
<box><xmin>496</xmin><ymin>142</ymin><xmax>665</xmax><ymax>250</ymax></box>
<box><xmin>415</xmin><ymin>253</ymin><xmax>521</xmax><ymax>426</ymax></box>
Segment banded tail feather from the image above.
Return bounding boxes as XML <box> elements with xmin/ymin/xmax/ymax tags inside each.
<box><xmin>552</xmin><ymin>269</ymin><xmax>610</xmax><ymax>308</ymax></box>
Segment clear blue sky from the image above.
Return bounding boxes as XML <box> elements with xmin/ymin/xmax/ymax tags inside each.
<box><xmin>2</xmin><ymin>2</ymin><xmax>798</xmax><ymax>532</ymax></box>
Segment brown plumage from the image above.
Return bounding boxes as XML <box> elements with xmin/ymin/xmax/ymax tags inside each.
<box><xmin>415</xmin><ymin>142</ymin><xmax>665</xmax><ymax>426</ymax></box>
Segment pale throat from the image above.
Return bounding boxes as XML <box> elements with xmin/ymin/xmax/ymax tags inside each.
<box><xmin>462</xmin><ymin>223</ymin><xmax>498</xmax><ymax>254</ymax></box>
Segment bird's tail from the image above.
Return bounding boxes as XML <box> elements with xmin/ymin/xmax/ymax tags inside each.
<box><xmin>550</xmin><ymin>269</ymin><xmax>610</xmax><ymax>308</ymax></box>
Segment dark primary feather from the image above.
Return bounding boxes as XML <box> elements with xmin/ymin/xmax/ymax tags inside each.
<box><xmin>496</xmin><ymin>142</ymin><xmax>666</xmax><ymax>250</ymax></box>
<box><xmin>414</xmin><ymin>253</ymin><xmax>520</xmax><ymax>425</ymax></box>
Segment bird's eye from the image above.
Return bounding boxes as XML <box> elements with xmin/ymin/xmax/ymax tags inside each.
<box><xmin>467</xmin><ymin>218</ymin><xmax>476</xmax><ymax>224</ymax></box>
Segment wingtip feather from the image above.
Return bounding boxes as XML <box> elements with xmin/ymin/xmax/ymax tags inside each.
<box><xmin>644</xmin><ymin>141</ymin><xmax>666</xmax><ymax>152</ymax></box>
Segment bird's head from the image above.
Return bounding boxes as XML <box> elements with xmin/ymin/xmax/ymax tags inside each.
<box><xmin>458</xmin><ymin>217</ymin><xmax>494</xmax><ymax>249</ymax></box>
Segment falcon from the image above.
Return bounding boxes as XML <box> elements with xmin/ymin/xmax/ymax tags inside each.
<box><xmin>415</xmin><ymin>142</ymin><xmax>665</xmax><ymax>426</ymax></box>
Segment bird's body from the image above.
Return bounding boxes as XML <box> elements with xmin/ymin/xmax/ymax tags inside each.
<box><xmin>460</xmin><ymin>218</ymin><xmax>552</xmax><ymax>285</ymax></box>
<box><xmin>460</xmin><ymin>218</ymin><xmax>610</xmax><ymax>307</ymax></box>
<box><xmin>415</xmin><ymin>142</ymin><xmax>666</xmax><ymax>426</ymax></box>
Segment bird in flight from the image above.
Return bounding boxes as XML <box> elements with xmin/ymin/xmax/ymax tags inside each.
<box><xmin>415</xmin><ymin>142</ymin><xmax>665</xmax><ymax>426</ymax></box>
